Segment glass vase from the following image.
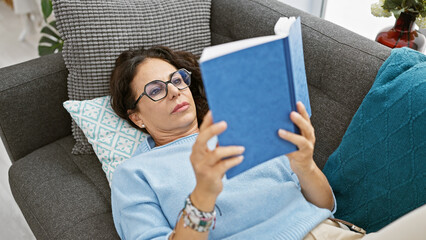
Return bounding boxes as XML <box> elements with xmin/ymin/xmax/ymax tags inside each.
<box><xmin>375</xmin><ymin>12</ymin><xmax>425</xmax><ymax>52</ymax></box>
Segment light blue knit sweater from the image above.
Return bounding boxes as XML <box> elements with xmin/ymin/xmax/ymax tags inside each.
<box><xmin>111</xmin><ymin>133</ymin><xmax>335</xmax><ymax>240</ymax></box>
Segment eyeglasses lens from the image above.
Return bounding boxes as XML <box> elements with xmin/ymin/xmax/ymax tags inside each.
<box><xmin>146</xmin><ymin>81</ymin><xmax>167</xmax><ymax>100</ymax></box>
<box><xmin>145</xmin><ymin>69</ymin><xmax>191</xmax><ymax>101</ymax></box>
<box><xmin>173</xmin><ymin>69</ymin><xmax>191</xmax><ymax>88</ymax></box>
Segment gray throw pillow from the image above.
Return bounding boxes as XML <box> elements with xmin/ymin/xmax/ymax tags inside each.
<box><xmin>52</xmin><ymin>0</ymin><xmax>211</xmax><ymax>154</ymax></box>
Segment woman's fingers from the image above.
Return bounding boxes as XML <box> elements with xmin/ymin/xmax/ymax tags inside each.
<box><xmin>209</xmin><ymin>146</ymin><xmax>245</xmax><ymax>164</ymax></box>
<box><xmin>196</xmin><ymin>121</ymin><xmax>227</xmax><ymax>147</ymax></box>
<box><xmin>297</xmin><ymin>101</ymin><xmax>311</xmax><ymax>124</ymax></box>
<box><xmin>199</xmin><ymin>110</ymin><xmax>213</xmax><ymax>132</ymax></box>
<box><xmin>290</xmin><ymin>111</ymin><xmax>315</xmax><ymax>143</ymax></box>
<box><xmin>197</xmin><ymin>111</ymin><xmax>229</xmax><ymax>148</ymax></box>
<box><xmin>278</xmin><ymin>129</ymin><xmax>312</xmax><ymax>151</ymax></box>
<box><xmin>214</xmin><ymin>155</ymin><xmax>244</xmax><ymax>175</ymax></box>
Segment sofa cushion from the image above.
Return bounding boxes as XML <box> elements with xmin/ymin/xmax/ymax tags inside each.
<box><xmin>63</xmin><ymin>96</ymin><xmax>149</xmax><ymax>184</ymax></box>
<box><xmin>8</xmin><ymin>135</ymin><xmax>117</xmax><ymax>239</ymax></box>
<box><xmin>323</xmin><ymin>48</ymin><xmax>426</xmax><ymax>233</ymax></box>
<box><xmin>52</xmin><ymin>0</ymin><xmax>211</xmax><ymax>154</ymax></box>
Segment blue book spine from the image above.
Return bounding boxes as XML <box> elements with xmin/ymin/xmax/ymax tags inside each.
<box><xmin>283</xmin><ymin>37</ymin><xmax>298</xmax><ymax>134</ymax></box>
<box><xmin>288</xmin><ymin>17</ymin><xmax>311</xmax><ymax>117</ymax></box>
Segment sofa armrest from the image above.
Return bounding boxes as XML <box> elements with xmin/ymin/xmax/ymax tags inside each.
<box><xmin>0</xmin><ymin>53</ymin><xmax>71</xmax><ymax>162</ymax></box>
<box><xmin>211</xmin><ymin>0</ymin><xmax>392</xmax><ymax>168</ymax></box>
<box><xmin>9</xmin><ymin>136</ymin><xmax>118</xmax><ymax>239</ymax></box>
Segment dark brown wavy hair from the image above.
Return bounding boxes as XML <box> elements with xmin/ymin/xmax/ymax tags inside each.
<box><xmin>110</xmin><ymin>46</ymin><xmax>209</xmax><ymax>134</ymax></box>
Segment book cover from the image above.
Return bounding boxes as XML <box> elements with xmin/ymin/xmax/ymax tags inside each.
<box><xmin>199</xmin><ymin>17</ymin><xmax>310</xmax><ymax>178</ymax></box>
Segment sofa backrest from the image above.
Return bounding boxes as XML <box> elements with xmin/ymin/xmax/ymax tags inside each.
<box><xmin>0</xmin><ymin>0</ymin><xmax>392</xmax><ymax>168</ymax></box>
<box><xmin>211</xmin><ymin>0</ymin><xmax>392</xmax><ymax>169</ymax></box>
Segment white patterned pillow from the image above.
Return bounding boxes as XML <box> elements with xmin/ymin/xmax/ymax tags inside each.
<box><xmin>63</xmin><ymin>96</ymin><xmax>148</xmax><ymax>184</ymax></box>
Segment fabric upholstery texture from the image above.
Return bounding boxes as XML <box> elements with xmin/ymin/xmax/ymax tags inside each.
<box><xmin>8</xmin><ymin>136</ymin><xmax>117</xmax><ymax>239</ymax></box>
<box><xmin>52</xmin><ymin>0</ymin><xmax>211</xmax><ymax>154</ymax></box>
<box><xmin>323</xmin><ymin>48</ymin><xmax>426</xmax><ymax>233</ymax></box>
<box><xmin>0</xmin><ymin>53</ymin><xmax>70</xmax><ymax>162</ymax></box>
<box><xmin>3</xmin><ymin>0</ymin><xmax>395</xmax><ymax>239</ymax></box>
<box><xmin>210</xmin><ymin>0</ymin><xmax>391</xmax><ymax>169</ymax></box>
<box><xmin>63</xmin><ymin>96</ymin><xmax>148</xmax><ymax>184</ymax></box>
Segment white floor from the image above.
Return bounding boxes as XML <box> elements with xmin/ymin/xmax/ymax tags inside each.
<box><xmin>0</xmin><ymin>1</ymin><xmax>38</xmax><ymax>239</ymax></box>
<box><xmin>0</xmin><ymin>140</ymin><xmax>35</xmax><ymax>240</ymax></box>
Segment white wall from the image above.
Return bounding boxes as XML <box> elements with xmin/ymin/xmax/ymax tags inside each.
<box><xmin>278</xmin><ymin>0</ymin><xmax>398</xmax><ymax>40</ymax></box>
<box><xmin>324</xmin><ymin>0</ymin><xmax>397</xmax><ymax>40</ymax></box>
<box><xmin>278</xmin><ymin>0</ymin><xmax>417</xmax><ymax>41</ymax></box>
<box><xmin>278</xmin><ymin>0</ymin><xmax>326</xmax><ymax>17</ymax></box>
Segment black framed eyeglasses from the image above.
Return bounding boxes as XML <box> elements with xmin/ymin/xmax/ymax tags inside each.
<box><xmin>130</xmin><ymin>68</ymin><xmax>192</xmax><ymax>109</ymax></box>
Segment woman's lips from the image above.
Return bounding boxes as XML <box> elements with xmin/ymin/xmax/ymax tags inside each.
<box><xmin>172</xmin><ymin>102</ymin><xmax>190</xmax><ymax>113</ymax></box>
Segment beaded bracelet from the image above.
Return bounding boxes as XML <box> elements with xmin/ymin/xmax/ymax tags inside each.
<box><xmin>182</xmin><ymin>195</ymin><xmax>217</xmax><ymax>232</ymax></box>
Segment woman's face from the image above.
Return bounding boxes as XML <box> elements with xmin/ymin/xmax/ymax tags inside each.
<box><xmin>129</xmin><ymin>58</ymin><xmax>198</xmax><ymax>141</ymax></box>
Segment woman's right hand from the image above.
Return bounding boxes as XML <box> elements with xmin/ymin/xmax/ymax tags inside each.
<box><xmin>189</xmin><ymin>110</ymin><xmax>245</xmax><ymax>211</ymax></box>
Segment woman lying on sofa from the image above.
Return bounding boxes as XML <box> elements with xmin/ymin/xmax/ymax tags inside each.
<box><xmin>109</xmin><ymin>46</ymin><xmax>425</xmax><ymax>240</ymax></box>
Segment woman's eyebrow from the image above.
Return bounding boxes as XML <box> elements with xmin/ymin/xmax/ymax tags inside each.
<box><xmin>150</xmin><ymin>70</ymin><xmax>176</xmax><ymax>82</ymax></box>
<box><xmin>164</xmin><ymin>69</ymin><xmax>179</xmax><ymax>81</ymax></box>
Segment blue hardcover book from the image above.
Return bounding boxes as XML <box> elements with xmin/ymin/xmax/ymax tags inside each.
<box><xmin>200</xmin><ymin>17</ymin><xmax>310</xmax><ymax>178</ymax></box>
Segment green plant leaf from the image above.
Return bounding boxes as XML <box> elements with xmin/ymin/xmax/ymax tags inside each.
<box><xmin>41</xmin><ymin>25</ymin><xmax>60</xmax><ymax>39</ymax></box>
<box><xmin>49</xmin><ymin>20</ymin><xmax>57</xmax><ymax>29</ymax></box>
<box><xmin>39</xmin><ymin>36</ymin><xmax>57</xmax><ymax>45</ymax></box>
<box><xmin>391</xmin><ymin>9</ymin><xmax>403</xmax><ymax>18</ymax></box>
<box><xmin>38</xmin><ymin>1</ymin><xmax>63</xmax><ymax>56</ymax></box>
<box><xmin>405</xmin><ymin>0</ymin><xmax>422</xmax><ymax>11</ymax></box>
<box><xmin>50</xmin><ymin>42</ymin><xmax>63</xmax><ymax>52</ymax></box>
<box><xmin>41</xmin><ymin>0</ymin><xmax>52</xmax><ymax>21</ymax></box>
<box><xmin>38</xmin><ymin>45</ymin><xmax>56</xmax><ymax>56</ymax></box>
<box><xmin>38</xmin><ymin>40</ymin><xmax>63</xmax><ymax>56</ymax></box>
<box><xmin>384</xmin><ymin>0</ymin><xmax>426</xmax><ymax>13</ymax></box>
<box><xmin>383</xmin><ymin>0</ymin><xmax>404</xmax><ymax>10</ymax></box>
<box><xmin>56</xmin><ymin>41</ymin><xmax>63</xmax><ymax>52</ymax></box>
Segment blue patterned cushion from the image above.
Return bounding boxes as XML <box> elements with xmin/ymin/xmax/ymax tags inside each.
<box><xmin>63</xmin><ymin>96</ymin><xmax>148</xmax><ymax>184</ymax></box>
<box><xmin>323</xmin><ymin>48</ymin><xmax>426</xmax><ymax>233</ymax></box>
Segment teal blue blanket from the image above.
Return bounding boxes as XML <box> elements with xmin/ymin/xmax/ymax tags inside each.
<box><xmin>323</xmin><ymin>48</ymin><xmax>426</xmax><ymax>233</ymax></box>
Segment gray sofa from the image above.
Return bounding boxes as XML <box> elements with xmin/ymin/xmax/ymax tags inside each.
<box><xmin>1</xmin><ymin>0</ymin><xmax>391</xmax><ymax>239</ymax></box>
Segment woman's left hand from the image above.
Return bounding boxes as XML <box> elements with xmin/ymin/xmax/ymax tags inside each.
<box><xmin>278</xmin><ymin>102</ymin><xmax>334</xmax><ymax>211</ymax></box>
<box><xmin>278</xmin><ymin>101</ymin><xmax>316</xmax><ymax>175</ymax></box>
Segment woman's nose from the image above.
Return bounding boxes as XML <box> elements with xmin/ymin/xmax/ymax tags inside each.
<box><xmin>167</xmin><ymin>82</ymin><xmax>180</xmax><ymax>99</ymax></box>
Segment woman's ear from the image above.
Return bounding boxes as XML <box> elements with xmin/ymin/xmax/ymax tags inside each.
<box><xmin>128</xmin><ymin>111</ymin><xmax>145</xmax><ymax>128</ymax></box>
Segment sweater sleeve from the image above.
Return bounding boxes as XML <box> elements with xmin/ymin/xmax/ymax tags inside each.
<box><xmin>280</xmin><ymin>155</ymin><xmax>337</xmax><ymax>214</ymax></box>
<box><xmin>111</xmin><ymin>163</ymin><xmax>173</xmax><ymax>240</ymax></box>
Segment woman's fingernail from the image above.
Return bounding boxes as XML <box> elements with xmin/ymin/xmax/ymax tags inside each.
<box><xmin>279</xmin><ymin>129</ymin><xmax>286</xmax><ymax>135</ymax></box>
<box><xmin>238</xmin><ymin>146</ymin><xmax>245</xmax><ymax>152</ymax></box>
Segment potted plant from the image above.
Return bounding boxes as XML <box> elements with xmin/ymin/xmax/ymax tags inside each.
<box><xmin>38</xmin><ymin>0</ymin><xmax>63</xmax><ymax>56</ymax></box>
<box><xmin>371</xmin><ymin>0</ymin><xmax>426</xmax><ymax>51</ymax></box>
